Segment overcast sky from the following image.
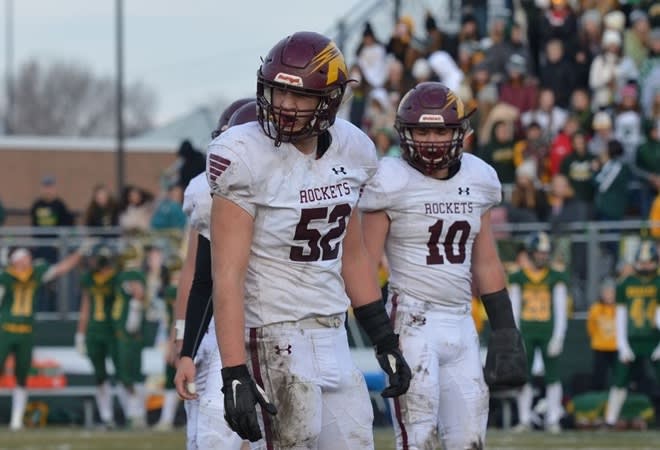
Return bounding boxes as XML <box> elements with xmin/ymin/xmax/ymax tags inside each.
<box><xmin>0</xmin><ymin>0</ymin><xmax>360</xmax><ymax>125</ymax></box>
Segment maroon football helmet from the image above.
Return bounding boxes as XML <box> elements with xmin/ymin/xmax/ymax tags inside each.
<box><xmin>212</xmin><ymin>97</ymin><xmax>253</xmax><ymax>139</ymax></box>
<box><xmin>227</xmin><ymin>100</ymin><xmax>257</xmax><ymax>128</ymax></box>
<box><xmin>257</xmin><ymin>31</ymin><xmax>349</xmax><ymax>145</ymax></box>
<box><xmin>395</xmin><ymin>82</ymin><xmax>474</xmax><ymax>174</ymax></box>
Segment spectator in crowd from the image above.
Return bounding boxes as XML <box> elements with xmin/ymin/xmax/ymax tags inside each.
<box><xmin>588</xmin><ymin>111</ymin><xmax>614</xmax><ymax>157</ymax></box>
<box><xmin>589</xmin><ymin>30</ymin><xmax>638</xmax><ymax>111</ymax></box>
<box><xmin>521</xmin><ymin>88</ymin><xmax>568</xmax><ymax>139</ymax></box>
<box><xmin>362</xmin><ymin>88</ymin><xmax>396</xmax><ymax>138</ymax></box>
<box><xmin>118</xmin><ymin>186</ymin><xmax>154</xmax><ymax>234</ymax></box>
<box><xmin>479</xmin><ymin>120</ymin><xmax>517</xmax><ymax>184</ymax></box>
<box><xmin>540</xmin><ymin>39</ymin><xmax>576</xmax><ymax>109</ymax></box>
<box><xmin>150</xmin><ymin>184</ymin><xmax>187</xmax><ymax>232</ymax></box>
<box><xmin>639</xmin><ymin>29</ymin><xmax>660</xmax><ymax>120</ymax></box>
<box><xmin>356</xmin><ymin>22</ymin><xmax>388</xmax><ymax>91</ymax></box>
<box><xmin>569</xmin><ymin>88</ymin><xmax>594</xmax><ymax>135</ymax></box>
<box><xmin>586</xmin><ymin>278</ymin><xmax>618</xmax><ymax>391</ymax></box>
<box><xmin>482</xmin><ymin>14</ymin><xmax>515</xmax><ymax>82</ymax></box>
<box><xmin>574</xmin><ymin>9</ymin><xmax>602</xmax><ymax>91</ymax></box>
<box><xmin>625</xmin><ymin>10</ymin><xmax>651</xmax><ymax>69</ymax></box>
<box><xmin>594</xmin><ymin>140</ymin><xmax>632</xmax><ymax>222</ymax></box>
<box><xmin>514</xmin><ymin>121</ymin><xmax>551</xmax><ymax>184</ymax></box>
<box><xmin>560</xmin><ymin>130</ymin><xmax>596</xmax><ymax>206</ymax></box>
<box><xmin>83</xmin><ymin>184</ymin><xmax>119</xmax><ymax>228</ymax></box>
<box><xmin>29</xmin><ymin>175</ymin><xmax>75</xmax><ymax>263</ymax></box>
<box><xmin>614</xmin><ymin>83</ymin><xmax>643</xmax><ymax>164</ymax></box>
<box><xmin>175</xmin><ymin>139</ymin><xmax>206</xmax><ymax>191</ymax></box>
<box><xmin>499</xmin><ymin>53</ymin><xmax>538</xmax><ymax>115</ymax></box>
<box><xmin>509</xmin><ymin>159</ymin><xmax>549</xmax><ymax>223</ymax></box>
<box><xmin>548</xmin><ymin>115</ymin><xmax>580</xmax><ymax>177</ymax></box>
<box><xmin>386</xmin><ymin>15</ymin><xmax>414</xmax><ymax>67</ymax></box>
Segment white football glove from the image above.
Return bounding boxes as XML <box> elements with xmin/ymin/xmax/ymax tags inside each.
<box><xmin>618</xmin><ymin>342</ymin><xmax>635</xmax><ymax>364</ymax></box>
<box><xmin>651</xmin><ymin>342</ymin><xmax>660</xmax><ymax>362</ymax></box>
<box><xmin>547</xmin><ymin>336</ymin><xmax>563</xmax><ymax>357</ymax></box>
<box><xmin>75</xmin><ymin>332</ymin><xmax>86</xmax><ymax>356</ymax></box>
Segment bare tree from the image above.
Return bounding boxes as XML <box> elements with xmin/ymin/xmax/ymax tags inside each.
<box><xmin>7</xmin><ymin>59</ymin><xmax>157</xmax><ymax>137</ymax></box>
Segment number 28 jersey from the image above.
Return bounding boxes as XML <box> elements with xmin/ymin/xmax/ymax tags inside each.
<box><xmin>360</xmin><ymin>154</ymin><xmax>501</xmax><ymax>307</ymax></box>
<box><xmin>207</xmin><ymin>120</ymin><xmax>378</xmax><ymax>327</ymax></box>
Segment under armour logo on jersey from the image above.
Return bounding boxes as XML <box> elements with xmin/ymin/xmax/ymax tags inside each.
<box><xmin>458</xmin><ymin>187</ymin><xmax>470</xmax><ymax>195</ymax></box>
<box><xmin>208</xmin><ymin>154</ymin><xmax>231</xmax><ymax>180</ymax></box>
<box><xmin>332</xmin><ymin>166</ymin><xmax>347</xmax><ymax>175</ymax></box>
<box><xmin>275</xmin><ymin>344</ymin><xmax>292</xmax><ymax>355</ymax></box>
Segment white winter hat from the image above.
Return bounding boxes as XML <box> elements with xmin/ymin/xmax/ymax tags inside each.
<box><xmin>603</xmin><ymin>10</ymin><xmax>625</xmax><ymax>31</ymax></box>
<box><xmin>601</xmin><ymin>29</ymin><xmax>621</xmax><ymax>47</ymax></box>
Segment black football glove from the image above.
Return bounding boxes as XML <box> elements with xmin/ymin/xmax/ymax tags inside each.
<box><xmin>375</xmin><ymin>335</ymin><xmax>412</xmax><ymax>398</ymax></box>
<box><xmin>481</xmin><ymin>289</ymin><xmax>528</xmax><ymax>390</ymax></box>
<box><xmin>354</xmin><ymin>300</ymin><xmax>412</xmax><ymax>398</ymax></box>
<box><xmin>221</xmin><ymin>364</ymin><xmax>277</xmax><ymax>442</ymax></box>
<box><xmin>484</xmin><ymin>328</ymin><xmax>527</xmax><ymax>390</ymax></box>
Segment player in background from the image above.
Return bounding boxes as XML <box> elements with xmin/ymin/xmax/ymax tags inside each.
<box><xmin>360</xmin><ymin>81</ymin><xmax>527</xmax><ymax>449</ymax></box>
<box><xmin>604</xmin><ymin>240</ymin><xmax>660</xmax><ymax>428</ymax></box>
<box><xmin>173</xmin><ymin>100</ymin><xmax>256</xmax><ymax>450</ymax></box>
<box><xmin>154</xmin><ymin>253</ymin><xmax>183</xmax><ymax>431</ymax></box>
<box><xmin>112</xmin><ymin>241</ymin><xmax>148</xmax><ymax>428</ymax></box>
<box><xmin>207</xmin><ymin>31</ymin><xmax>411</xmax><ymax>448</ymax></box>
<box><xmin>0</xmin><ymin>244</ymin><xmax>88</xmax><ymax>430</ymax></box>
<box><xmin>510</xmin><ymin>231</ymin><xmax>568</xmax><ymax>433</ymax></box>
<box><xmin>76</xmin><ymin>243</ymin><xmax>121</xmax><ymax>428</ymax></box>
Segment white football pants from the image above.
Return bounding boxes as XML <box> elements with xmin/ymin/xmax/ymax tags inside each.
<box><xmin>389</xmin><ymin>295</ymin><xmax>489</xmax><ymax>450</ymax></box>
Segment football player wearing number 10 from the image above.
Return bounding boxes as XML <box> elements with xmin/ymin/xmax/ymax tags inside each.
<box><xmin>360</xmin><ymin>82</ymin><xmax>527</xmax><ymax>449</ymax></box>
<box><xmin>206</xmin><ymin>31</ymin><xmax>411</xmax><ymax>449</ymax></box>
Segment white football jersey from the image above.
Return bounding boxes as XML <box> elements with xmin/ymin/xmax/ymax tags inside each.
<box><xmin>182</xmin><ymin>173</ymin><xmax>212</xmax><ymax>240</ymax></box>
<box><xmin>360</xmin><ymin>154</ymin><xmax>501</xmax><ymax>306</ymax></box>
<box><xmin>206</xmin><ymin>119</ymin><xmax>378</xmax><ymax>327</ymax></box>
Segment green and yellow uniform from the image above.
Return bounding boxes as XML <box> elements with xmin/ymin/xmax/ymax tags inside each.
<box><xmin>0</xmin><ymin>264</ymin><xmax>50</xmax><ymax>385</ymax></box>
<box><xmin>81</xmin><ymin>270</ymin><xmax>118</xmax><ymax>385</ymax></box>
<box><xmin>112</xmin><ymin>269</ymin><xmax>146</xmax><ymax>386</ymax></box>
<box><xmin>163</xmin><ymin>284</ymin><xmax>177</xmax><ymax>390</ymax></box>
<box><xmin>613</xmin><ymin>274</ymin><xmax>660</xmax><ymax>388</ymax></box>
<box><xmin>509</xmin><ymin>267</ymin><xmax>569</xmax><ymax>383</ymax></box>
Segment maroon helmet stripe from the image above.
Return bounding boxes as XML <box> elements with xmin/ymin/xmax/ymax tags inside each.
<box><xmin>389</xmin><ymin>294</ymin><xmax>409</xmax><ymax>449</ymax></box>
<box><xmin>249</xmin><ymin>328</ymin><xmax>274</xmax><ymax>449</ymax></box>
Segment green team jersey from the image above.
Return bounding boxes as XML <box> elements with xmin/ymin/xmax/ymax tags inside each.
<box><xmin>0</xmin><ymin>263</ymin><xmax>50</xmax><ymax>331</ymax></box>
<box><xmin>509</xmin><ymin>267</ymin><xmax>569</xmax><ymax>334</ymax></box>
<box><xmin>616</xmin><ymin>274</ymin><xmax>660</xmax><ymax>339</ymax></box>
<box><xmin>112</xmin><ymin>269</ymin><xmax>146</xmax><ymax>333</ymax></box>
<box><xmin>163</xmin><ymin>285</ymin><xmax>177</xmax><ymax>329</ymax></box>
<box><xmin>80</xmin><ymin>269</ymin><xmax>116</xmax><ymax>337</ymax></box>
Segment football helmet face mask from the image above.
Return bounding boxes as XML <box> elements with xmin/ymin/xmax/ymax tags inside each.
<box><xmin>257</xmin><ymin>31</ymin><xmax>349</xmax><ymax>146</ymax></box>
<box><xmin>212</xmin><ymin>98</ymin><xmax>253</xmax><ymax>139</ymax></box>
<box><xmin>634</xmin><ymin>240</ymin><xmax>659</xmax><ymax>276</ymax></box>
<box><xmin>526</xmin><ymin>231</ymin><xmax>552</xmax><ymax>269</ymax></box>
<box><xmin>395</xmin><ymin>82</ymin><xmax>474</xmax><ymax>174</ymax></box>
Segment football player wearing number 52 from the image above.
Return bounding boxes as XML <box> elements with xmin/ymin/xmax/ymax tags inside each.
<box><xmin>206</xmin><ymin>31</ymin><xmax>411</xmax><ymax>449</ymax></box>
<box><xmin>509</xmin><ymin>231</ymin><xmax>568</xmax><ymax>434</ymax></box>
<box><xmin>360</xmin><ymin>82</ymin><xmax>528</xmax><ymax>449</ymax></box>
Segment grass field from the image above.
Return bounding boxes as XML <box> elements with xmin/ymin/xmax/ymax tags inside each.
<box><xmin>0</xmin><ymin>427</ymin><xmax>659</xmax><ymax>450</ymax></box>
